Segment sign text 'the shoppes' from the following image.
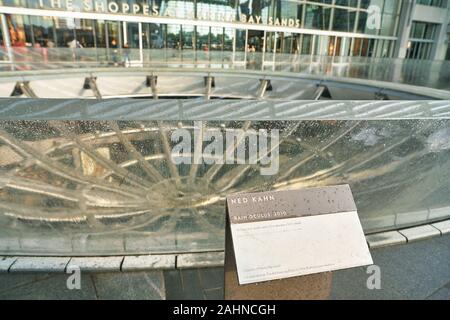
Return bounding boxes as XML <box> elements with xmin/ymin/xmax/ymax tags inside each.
<box><xmin>36</xmin><ymin>0</ymin><xmax>301</xmax><ymax>28</ymax></box>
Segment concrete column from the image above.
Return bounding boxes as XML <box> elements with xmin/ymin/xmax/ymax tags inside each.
<box><xmin>430</xmin><ymin>1</ymin><xmax>450</xmax><ymax>60</ymax></box>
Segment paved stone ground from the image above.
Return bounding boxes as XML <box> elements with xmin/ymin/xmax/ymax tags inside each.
<box><xmin>330</xmin><ymin>234</ymin><xmax>450</xmax><ymax>300</ymax></box>
<box><xmin>0</xmin><ymin>271</ymin><xmax>166</xmax><ymax>300</ymax></box>
<box><xmin>0</xmin><ymin>235</ymin><xmax>448</xmax><ymax>300</ymax></box>
<box><xmin>164</xmin><ymin>268</ymin><xmax>224</xmax><ymax>300</ymax></box>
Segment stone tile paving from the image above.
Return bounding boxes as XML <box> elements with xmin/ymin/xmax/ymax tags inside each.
<box><xmin>330</xmin><ymin>234</ymin><xmax>450</xmax><ymax>300</ymax></box>
<box><xmin>0</xmin><ymin>271</ymin><xmax>165</xmax><ymax>300</ymax></box>
<box><xmin>164</xmin><ymin>268</ymin><xmax>224</xmax><ymax>300</ymax></box>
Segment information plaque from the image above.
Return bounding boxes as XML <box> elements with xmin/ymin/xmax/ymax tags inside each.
<box><xmin>225</xmin><ymin>185</ymin><xmax>373</xmax><ymax>298</ymax></box>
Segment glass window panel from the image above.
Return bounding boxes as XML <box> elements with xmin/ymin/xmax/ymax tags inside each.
<box><xmin>292</xmin><ymin>33</ymin><xmax>301</xmax><ymax>54</ymax></box>
<box><xmin>92</xmin><ymin>19</ymin><xmax>107</xmax><ymax>61</ymax></box>
<box><xmin>106</xmin><ymin>20</ymin><xmax>121</xmax><ymax>48</ymax></box>
<box><xmin>124</xmin><ymin>21</ymin><xmax>140</xmax><ymax>49</ymax></box>
<box><xmin>238</xmin><ymin>0</ymin><xmax>268</xmax><ymax>18</ymax></box>
<box><xmin>334</xmin><ymin>37</ymin><xmax>342</xmax><ymax>56</ymax></box>
<box><xmin>94</xmin><ymin>20</ymin><xmax>107</xmax><ymax>48</ymax></box>
<box><xmin>248</xmin><ymin>30</ymin><xmax>264</xmax><ymax>52</ymax></box>
<box><xmin>53</xmin><ymin>17</ymin><xmax>76</xmax><ymax>48</ymax></box>
<box><xmin>197</xmin><ymin>0</ymin><xmax>236</xmax><ymax>22</ymax></box>
<box><xmin>181</xmin><ymin>25</ymin><xmax>195</xmax><ymax>49</ymax></box>
<box><xmin>195</xmin><ymin>25</ymin><xmax>209</xmax><ymax>51</ymax></box>
<box><xmin>359</xmin><ymin>0</ymin><xmax>383</xmax><ymax>9</ymax></box>
<box><xmin>424</xmin><ymin>24</ymin><xmax>436</xmax><ymax>40</ymax></box>
<box><xmin>360</xmin><ymin>38</ymin><xmax>370</xmax><ymax>56</ymax></box>
<box><xmin>157</xmin><ymin>0</ymin><xmax>195</xmax><ymax>19</ymax></box>
<box><xmin>6</xmin><ymin>14</ymin><xmax>32</xmax><ymax>47</ymax></box>
<box><xmin>1</xmin><ymin>0</ymin><xmax>28</xmax><ymax>6</ymax></box>
<box><xmin>380</xmin><ymin>13</ymin><xmax>396</xmax><ymax>36</ymax></box>
<box><xmin>276</xmin><ymin>1</ymin><xmax>303</xmax><ymax>21</ymax></box>
<box><xmin>335</xmin><ymin>0</ymin><xmax>358</xmax><ymax>7</ymax></box>
<box><xmin>235</xmin><ymin>29</ymin><xmax>246</xmax><ymax>61</ymax></box>
<box><xmin>367</xmin><ymin>38</ymin><xmax>375</xmax><ymax>57</ymax></box>
<box><xmin>105</xmin><ymin>20</ymin><xmax>122</xmax><ymax>63</ymax></box>
<box><xmin>75</xmin><ymin>19</ymin><xmax>95</xmax><ymax>48</ymax></box>
<box><xmin>223</xmin><ymin>27</ymin><xmax>233</xmax><ymax>52</ymax></box>
<box><xmin>304</xmin><ymin>4</ymin><xmax>331</xmax><ymax>30</ymax></box>
<box><xmin>309</xmin><ymin>0</ymin><xmax>333</xmax><ymax>4</ymax></box>
<box><xmin>382</xmin><ymin>39</ymin><xmax>391</xmax><ymax>58</ymax></box>
<box><xmin>147</xmin><ymin>23</ymin><xmax>164</xmax><ymax>49</ymax></box>
<box><xmin>0</xmin><ymin>19</ymin><xmax>5</xmax><ymax>61</ymax></box>
<box><xmin>166</xmin><ymin>24</ymin><xmax>181</xmax><ymax>49</ymax></box>
<box><xmin>29</xmin><ymin>15</ymin><xmax>54</xmax><ymax>47</ymax></box>
<box><xmin>235</xmin><ymin>29</ymin><xmax>246</xmax><ymax>52</ymax></box>
<box><xmin>357</xmin><ymin>6</ymin><xmax>383</xmax><ymax>36</ymax></box>
<box><xmin>410</xmin><ymin>22</ymin><xmax>437</xmax><ymax>40</ymax></box>
<box><xmin>281</xmin><ymin>32</ymin><xmax>293</xmax><ymax>54</ymax></box>
<box><xmin>333</xmin><ymin>8</ymin><xmax>356</xmax><ymax>32</ymax></box>
<box><xmin>264</xmin><ymin>31</ymin><xmax>275</xmax><ymax>62</ymax></box>
<box><xmin>340</xmin><ymin>37</ymin><xmax>351</xmax><ymax>56</ymax></box>
<box><xmin>411</xmin><ymin>22</ymin><xmax>425</xmax><ymax>39</ymax></box>
<box><xmin>315</xmin><ymin>35</ymin><xmax>331</xmax><ymax>55</ymax></box>
<box><xmin>210</xmin><ymin>27</ymin><xmax>223</xmax><ymax>51</ymax></box>
<box><xmin>383</xmin><ymin>0</ymin><xmax>400</xmax><ymax>14</ymax></box>
<box><xmin>301</xmin><ymin>34</ymin><xmax>312</xmax><ymax>55</ymax></box>
<box><xmin>353</xmin><ymin>37</ymin><xmax>362</xmax><ymax>56</ymax></box>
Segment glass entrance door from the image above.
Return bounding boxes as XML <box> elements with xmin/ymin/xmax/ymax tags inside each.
<box><xmin>123</xmin><ymin>21</ymin><xmax>143</xmax><ymax>66</ymax></box>
<box><xmin>263</xmin><ymin>31</ymin><xmax>278</xmax><ymax>70</ymax></box>
<box><xmin>247</xmin><ymin>30</ymin><xmax>263</xmax><ymax>70</ymax></box>
<box><xmin>233</xmin><ymin>29</ymin><xmax>247</xmax><ymax>65</ymax></box>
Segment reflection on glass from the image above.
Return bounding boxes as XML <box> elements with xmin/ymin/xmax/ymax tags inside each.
<box><xmin>1</xmin><ymin>118</ymin><xmax>450</xmax><ymax>255</ymax></box>
<box><xmin>197</xmin><ymin>0</ymin><xmax>236</xmax><ymax>21</ymax></box>
<box><xmin>301</xmin><ymin>34</ymin><xmax>312</xmax><ymax>55</ymax></box>
<box><xmin>333</xmin><ymin>8</ymin><xmax>356</xmax><ymax>32</ymax></box>
<box><xmin>0</xmin><ymin>20</ymin><xmax>5</xmax><ymax>61</ymax></box>
<box><xmin>143</xmin><ymin>23</ymin><xmax>163</xmax><ymax>49</ymax></box>
<box><xmin>166</xmin><ymin>24</ymin><xmax>181</xmax><ymax>49</ymax></box>
<box><xmin>248</xmin><ymin>30</ymin><xmax>264</xmax><ymax>52</ymax></box>
<box><xmin>1</xmin><ymin>0</ymin><xmax>404</xmax><ymax>39</ymax></box>
<box><xmin>210</xmin><ymin>27</ymin><xmax>223</xmax><ymax>51</ymax></box>
<box><xmin>235</xmin><ymin>29</ymin><xmax>246</xmax><ymax>61</ymax></box>
<box><xmin>181</xmin><ymin>25</ymin><xmax>194</xmax><ymax>49</ymax></box>
<box><xmin>157</xmin><ymin>0</ymin><xmax>195</xmax><ymax>19</ymax></box>
<box><xmin>304</xmin><ymin>4</ymin><xmax>331</xmax><ymax>30</ymax></box>
<box><xmin>195</xmin><ymin>25</ymin><xmax>208</xmax><ymax>51</ymax></box>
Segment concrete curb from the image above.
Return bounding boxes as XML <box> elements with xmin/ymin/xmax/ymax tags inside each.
<box><xmin>122</xmin><ymin>255</ymin><xmax>175</xmax><ymax>271</ymax></box>
<box><xmin>9</xmin><ymin>257</ymin><xmax>70</xmax><ymax>273</ymax></box>
<box><xmin>367</xmin><ymin>219</ymin><xmax>450</xmax><ymax>249</ymax></box>
<box><xmin>67</xmin><ymin>256</ymin><xmax>124</xmax><ymax>272</ymax></box>
<box><xmin>366</xmin><ymin>231</ymin><xmax>407</xmax><ymax>249</ymax></box>
<box><xmin>432</xmin><ymin>220</ymin><xmax>450</xmax><ymax>235</ymax></box>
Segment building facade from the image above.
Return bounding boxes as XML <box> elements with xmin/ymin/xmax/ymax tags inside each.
<box><xmin>0</xmin><ymin>0</ymin><xmax>449</xmax><ymax>65</ymax></box>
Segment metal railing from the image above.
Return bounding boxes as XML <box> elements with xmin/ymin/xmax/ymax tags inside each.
<box><xmin>1</xmin><ymin>47</ymin><xmax>449</xmax><ymax>91</ymax></box>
